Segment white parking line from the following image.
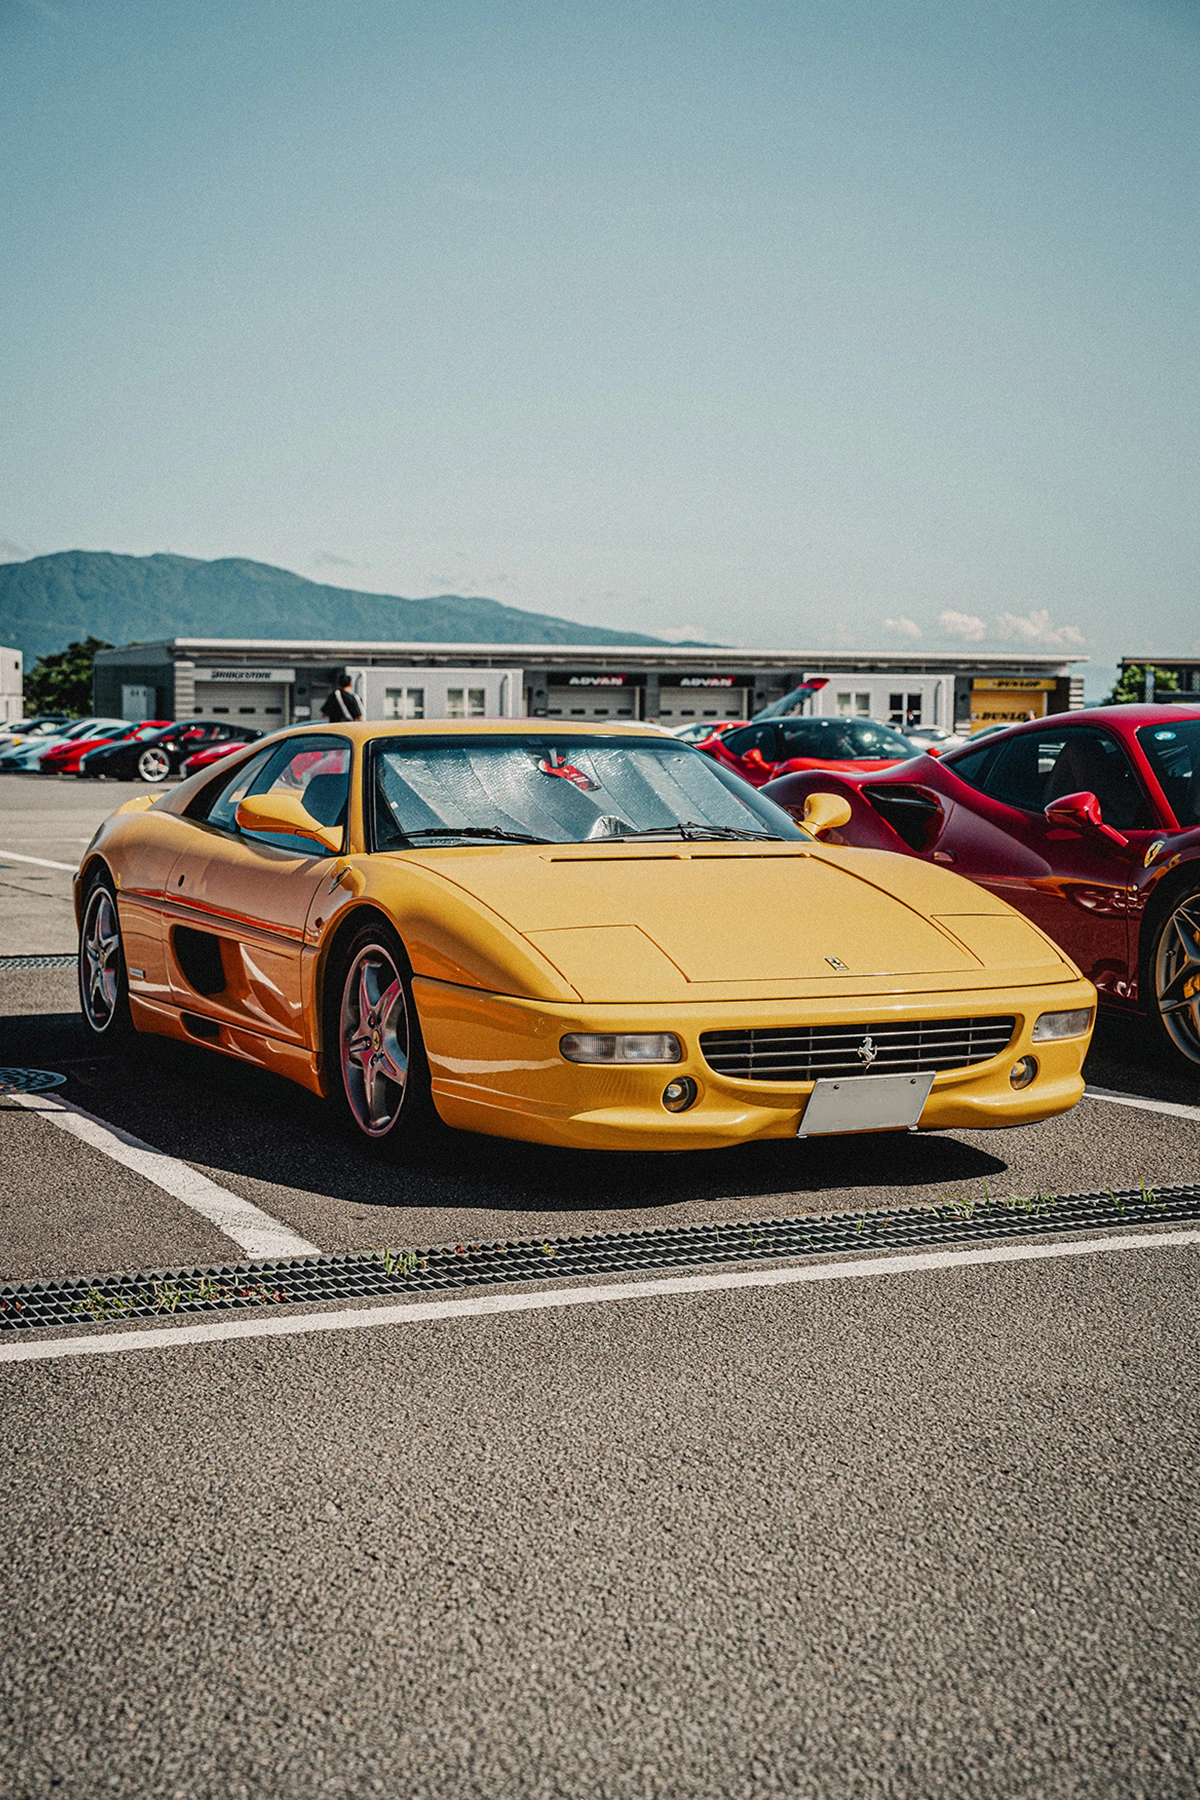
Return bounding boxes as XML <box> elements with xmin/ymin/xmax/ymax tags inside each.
<box><xmin>6</xmin><ymin>1091</ymin><xmax>319</xmax><ymax>1259</ymax></box>
<box><xmin>0</xmin><ymin>850</ymin><xmax>76</xmax><ymax>871</ymax></box>
<box><xmin>1</xmin><ymin>1225</ymin><xmax>1195</xmax><ymax>1366</ymax></box>
<box><xmin>1085</xmin><ymin>1085</ymin><xmax>1200</xmax><ymax>1123</ymax></box>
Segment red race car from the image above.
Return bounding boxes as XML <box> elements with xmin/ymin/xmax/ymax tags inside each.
<box><xmin>40</xmin><ymin>720</ymin><xmax>171</xmax><ymax>775</ymax></box>
<box><xmin>762</xmin><ymin>703</ymin><xmax>1200</xmax><ymax>1063</ymax></box>
<box><xmin>698</xmin><ymin>714</ymin><xmax>921</xmax><ymax>787</ymax></box>
<box><xmin>180</xmin><ymin>730</ymin><xmax>263</xmax><ymax>778</ymax></box>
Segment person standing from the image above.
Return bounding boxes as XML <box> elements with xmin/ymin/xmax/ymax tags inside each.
<box><xmin>321</xmin><ymin>674</ymin><xmax>363</xmax><ymax>723</ymax></box>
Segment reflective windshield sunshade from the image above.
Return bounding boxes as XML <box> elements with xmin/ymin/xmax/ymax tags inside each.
<box><xmin>370</xmin><ymin>735</ymin><xmax>805</xmax><ymax>849</ymax></box>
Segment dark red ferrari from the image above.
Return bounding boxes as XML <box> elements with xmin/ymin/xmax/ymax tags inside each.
<box><xmin>762</xmin><ymin>704</ymin><xmax>1200</xmax><ymax>1064</ymax></box>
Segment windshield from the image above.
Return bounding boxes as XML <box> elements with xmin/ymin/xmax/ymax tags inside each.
<box><xmin>370</xmin><ymin>735</ymin><xmax>806</xmax><ymax>847</ymax></box>
<box><xmin>776</xmin><ymin>717</ymin><xmax>916</xmax><ymax>759</ymax></box>
<box><xmin>1137</xmin><ymin>720</ymin><xmax>1200</xmax><ymax>825</ymax></box>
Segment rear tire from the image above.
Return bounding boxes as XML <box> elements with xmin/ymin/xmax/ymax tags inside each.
<box><xmin>78</xmin><ymin>870</ymin><xmax>136</xmax><ymax>1044</ymax></box>
<box><xmin>1146</xmin><ymin>883</ymin><xmax>1200</xmax><ymax>1065</ymax></box>
<box><xmin>325</xmin><ymin>920</ymin><xmax>437</xmax><ymax>1149</ymax></box>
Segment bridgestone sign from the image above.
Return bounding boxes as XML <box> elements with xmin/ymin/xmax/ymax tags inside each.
<box><xmin>193</xmin><ymin>668</ymin><xmax>296</xmax><ymax>684</ymax></box>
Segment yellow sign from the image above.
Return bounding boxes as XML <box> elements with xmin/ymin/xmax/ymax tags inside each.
<box><xmin>971</xmin><ymin>677</ymin><xmax>1057</xmax><ymax>692</ymax></box>
<box><xmin>969</xmin><ymin>685</ymin><xmax>1049</xmax><ymax>732</ymax></box>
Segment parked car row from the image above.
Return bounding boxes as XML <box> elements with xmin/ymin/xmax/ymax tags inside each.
<box><xmin>0</xmin><ymin>716</ymin><xmax>262</xmax><ymax>781</ymax></box>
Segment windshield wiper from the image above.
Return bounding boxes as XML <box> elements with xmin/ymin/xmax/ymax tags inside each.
<box><xmin>613</xmin><ymin>822</ymin><xmax>782</xmax><ymax>842</ymax></box>
<box><xmin>399</xmin><ymin>826</ymin><xmax>552</xmax><ymax>845</ymax></box>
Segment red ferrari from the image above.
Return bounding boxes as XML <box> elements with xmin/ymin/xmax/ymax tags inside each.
<box><xmin>762</xmin><ymin>703</ymin><xmax>1200</xmax><ymax>1063</ymax></box>
<box><xmin>180</xmin><ymin>731</ymin><xmax>263</xmax><ymax>778</ymax></box>
<box><xmin>698</xmin><ymin>714</ymin><xmax>921</xmax><ymax>787</ymax></box>
<box><xmin>40</xmin><ymin>720</ymin><xmax>171</xmax><ymax>775</ymax></box>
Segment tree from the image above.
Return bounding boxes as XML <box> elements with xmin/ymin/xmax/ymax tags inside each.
<box><xmin>1105</xmin><ymin>663</ymin><xmax>1180</xmax><ymax>706</ymax></box>
<box><xmin>23</xmin><ymin>637</ymin><xmax>112</xmax><ymax>716</ymax></box>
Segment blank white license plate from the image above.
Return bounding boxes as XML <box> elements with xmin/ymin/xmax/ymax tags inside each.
<box><xmin>797</xmin><ymin>1071</ymin><xmax>934</xmax><ymax>1137</ymax></box>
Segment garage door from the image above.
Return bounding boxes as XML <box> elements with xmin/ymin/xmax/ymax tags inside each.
<box><xmin>192</xmin><ymin>682</ymin><xmax>288</xmax><ymax>729</ymax></box>
<box><xmin>545</xmin><ymin>686</ymin><xmax>641</xmax><ymax>721</ymax></box>
<box><xmin>656</xmin><ymin>686</ymin><xmax>749</xmax><ymax>725</ymax></box>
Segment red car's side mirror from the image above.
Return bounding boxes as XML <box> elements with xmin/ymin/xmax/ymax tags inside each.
<box><xmin>1044</xmin><ymin>790</ymin><xmax>1129</xmax><ymax>849</ymax></box>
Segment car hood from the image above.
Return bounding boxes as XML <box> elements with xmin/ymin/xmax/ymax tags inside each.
<box><xmin>407</xmin><ymin>842</ymin><xmax>1075</xmax><ymax>1001</ymax></box>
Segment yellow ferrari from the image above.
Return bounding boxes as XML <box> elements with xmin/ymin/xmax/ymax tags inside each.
<box><xmin>76</xmin><ymin>721</ymin><xmax>1096</xmax><ymax>1152</ymax></box>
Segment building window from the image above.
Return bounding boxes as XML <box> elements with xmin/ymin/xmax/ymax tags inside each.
<box><xmin>856</xmin><ymin>692</ymin><xmax>870</xmax><ymax>716</ymax></box>
<box><xmin>385</xmin><ymin>687</ymin><xmax>425</xmax><ymax>720</ymax></box>
<box><xmin>889</xmin><ymin>692</ymin><xmax>904</xmax><ymax>725</ymax></box>
<box><xmin>446</xmin><ymin>687</ymin><xmax>486</xmax><ymax>719</ymax></box>
<box><xmin>906</xmin><ymin>692</ymin><xmax>922</xmax><ymax>728</ymax></box>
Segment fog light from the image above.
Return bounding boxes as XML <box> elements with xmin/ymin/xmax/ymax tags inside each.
<box><xmin>1032</xmin><ymin>1008</ymin><xmax>1093</xmax><ymax>1042</ymax></box>
<box><xmin>1009</xmin><ymin>1056</ymin><xmax>1037</xmax><ymax>1090</ymax></box>
<box><xmin>662</xmin><ymin>1076</ymin><xmax>699</xmax><ymax>1113</ymax></box>
<box><xmin>560</xmin><ymin>1032</ymin><xmax>683</xmax><ymax>1064</ymax></box>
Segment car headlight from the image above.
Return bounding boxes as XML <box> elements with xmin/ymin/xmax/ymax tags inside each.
<box><xmin>560</xmin><ymin>1032</ymin><xmax>683</xmax><ymax>1064</ymax></box>
<box><xmin>1031</xmin><ymin>1008</ymin><xmax>1093</xmax><ymax>1042</ymax></box>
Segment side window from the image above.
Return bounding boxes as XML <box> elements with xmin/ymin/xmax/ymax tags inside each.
<box><xmin>189</xmin><ymin>745</ymin><xmax>277</xmax><ymax>827</ymax></box>
<box><xmin>722</xmin><ymin>723</ymin><xmax>778</xmax><ymax>758</ymax></box>
<box><xmin>188</xmin><ymin>737</ymin><xmax>352</xmax><ymax>849</ymax></box>
<box><xmin>942</xmin><ymin>741</ymin><xmax>999</xmax><ymax>792</ymax></box>
<box><xmin>239</xmin><ymin>736</ymin><xmax>353</xmax><ymax>853</ymax></box>
<box><xmin>982</xmin><ymin>727</ymin><xmax>1154</xmax><ymax>830</ymax></box>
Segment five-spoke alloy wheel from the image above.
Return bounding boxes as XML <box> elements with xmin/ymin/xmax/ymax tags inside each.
<box><xmin>136</xmin><ymin>746</ymin><xmax>171</xmax><ymax>783</ymax></box>
<box><xmin>78</xmin><ymin>874</ymin><xmax>133</xmax><ymax>1041</ymax></box>
<box><xmin>1151</xmin><ymin>888</ymin><xmax>1200</xmax><ymax>1064</ymax></box>
<box><xmin>337</xmin><ymin>934</ymin><xmax>427</xmax><ymax>1139</ymax></box>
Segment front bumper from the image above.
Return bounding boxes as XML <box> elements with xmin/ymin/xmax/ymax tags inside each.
<box><xmin>415</xmin><ymin>976</ymin><xmax>1096</xmax><ymax>1151</ymax></box>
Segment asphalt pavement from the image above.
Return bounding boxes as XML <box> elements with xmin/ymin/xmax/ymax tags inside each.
<box><xmin>2</xmin><ymin>772</ymin><xmax>1198</xmax><ymax>1798</ymax></box>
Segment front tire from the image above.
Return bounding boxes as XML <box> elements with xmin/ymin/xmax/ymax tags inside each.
<box><xmin>1148</xmin><ymin>886</ymin><xmax>1200</xmax><ymax>1065</ymax></box>
<box><xmin>137</xmin><ymin>746</ymin><xmax>171</xmax><ymax>782</ymax></box>
<box><xmin>78</xmin><ymin>872</ymin><xmax>135</xmax><ymax>1044</ymax></box>
<box><xmin>327</xmin><ymin>922</ymin><xmax>435</xmax><ymax>1147</ymax></box>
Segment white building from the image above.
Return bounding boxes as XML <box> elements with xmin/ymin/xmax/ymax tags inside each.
<box><xmin>93</xmin><ymin>640</ymin><xmax>1086</xmax><ymax>734</ymax></box>
<box><xmin>0</xmin><ymin>646</ymin><xmax>22</xmax><ymax>724</ymax></box>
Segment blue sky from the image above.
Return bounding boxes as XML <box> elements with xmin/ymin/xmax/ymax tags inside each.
<box><xmin>2</xmin><ymin>0</ymin><xmax>1197</xmax><ymax>691</ymax></box>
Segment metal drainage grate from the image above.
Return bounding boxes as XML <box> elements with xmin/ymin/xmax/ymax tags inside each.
<box><xmin>0</xmin><ymin>1068</ymin><xmax>67</xmax><ymax>1095</ymax></box>
<box><xmin>0</xmin><ymin>954</ymin><xmax>76</xmax><ymax>971</ymax></box>
<box><xmin>700</xmin><ymin>1015</ymin><xmax>1017</xmax><ymax>1082</ymax></box>
<box><xmin>1</xmin><ymin>1180</ymin><xmax>1197</xmax><ymax>1334</ymax></box>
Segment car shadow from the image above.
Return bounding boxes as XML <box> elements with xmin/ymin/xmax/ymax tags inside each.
<box><xmin>1083</xmin><ymin>1009</ymin><xmax>1200</xmax><ymax>1106</ymax></box>
<box><xmin>6</xmin><ymin>1013</ymin><xmax>1014</xmax><ymax>1220</ymax></box>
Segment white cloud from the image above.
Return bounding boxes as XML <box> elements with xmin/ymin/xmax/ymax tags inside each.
<box><xmin>311</xmin><ymin>550</ymin><xmax>357</xmax><ymax>571</ymax></box>
<box><xmin>882</xmin><ymin>615</ymin><xmax>921</xmax><ymax>640</ymax></box>
<box><xmin>937</xmin><ymin>609</ymin><xmax>988</xmax><ymax>642</ymax></box>
<box><xmin>654</xmin><ymin>623</ymin><xmax>707</xmax><ymax>642</ymax></box>
<box><xmin>0</xmin><ymin>539</ymin><xmax>33</xmax><ymax>563</ymax></box>
<box><xmin>994</xmin><ymin>609</ymin><xmax>1087</xmax><ymax>650</ymax></box>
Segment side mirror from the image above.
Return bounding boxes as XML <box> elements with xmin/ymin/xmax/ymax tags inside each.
<box><xmin>235</xmin><ymin>791</ymin><xmax>343</xmax><ymax>853</ymax></box>
<box><xmin>1044</xmin><ymin>790</ymin><xmax>1129</xmax><ymax>849</ymax></box>
<box><xmin>802</xmin><ymin>792</ymin><xmax>853</xmax><ymax>837</ymax></box>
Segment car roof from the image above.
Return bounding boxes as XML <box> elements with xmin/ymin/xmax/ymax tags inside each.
<box><xmin>276</xmin><ymin>720</ymin><xmax>687</xmax><ymax>742</ymax></box>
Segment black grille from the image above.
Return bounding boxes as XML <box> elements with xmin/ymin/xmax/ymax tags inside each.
<box><xmin>699</xmin><ymin>1015</ymin><xmax>1016</xmax><ymax>1082</ymax></box>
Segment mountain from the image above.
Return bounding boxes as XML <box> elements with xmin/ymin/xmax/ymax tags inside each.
<box><xmin>0</xmin><ymin>551</ymin><xmax>685</xmax><ymax>663</ymax></box>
